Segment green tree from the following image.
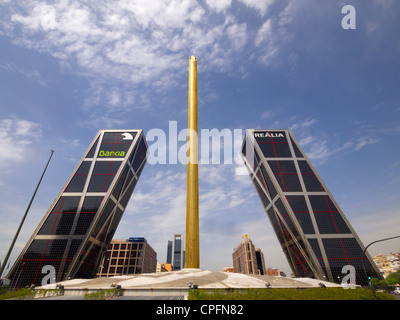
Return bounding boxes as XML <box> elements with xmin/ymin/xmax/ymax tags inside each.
<box><xmin>371</xmin><ymin>277</ymin><xmax>382</xmax><ymax>287</ymax></box>
<box><xmin>371</xmin><ymin>270</ymin><xmax>400</xmax><ymax>290</ymax></box>
<box><xmin>385</xmin><ymin>270</ymin><xmax>400</xmax><ymax>286</ymax></box>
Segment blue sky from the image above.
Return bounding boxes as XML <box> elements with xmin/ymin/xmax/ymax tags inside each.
<box><xmin>1</xmin><ymin>0</ymin><xmax>399</xmax><ymax>276</ymax></box>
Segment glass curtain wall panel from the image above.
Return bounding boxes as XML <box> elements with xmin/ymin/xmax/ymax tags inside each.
<box><xmin>241</xmin><ymin>129</ymin><xmax>381</xmax><ymax>285</ymax></box>
<box><xmin>7</xmin><ymin>130</ymin><xmax>148</xmax><ymax>287</ymax></box>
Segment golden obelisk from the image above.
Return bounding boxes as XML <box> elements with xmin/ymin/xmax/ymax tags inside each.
<box><xmin>185</xmin><ymin>55</ymin><xmax>199</xmax><ymax>268</ymax></box>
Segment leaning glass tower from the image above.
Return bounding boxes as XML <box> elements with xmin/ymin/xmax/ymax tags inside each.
<box><xmin>7</xmin><ymin>130</ymin><xmax>148</xmax><ymax>287</ymax></box>
<box><xmin>241</xmin><ymin>129</ymin><xmax>381</xmax><ymax>285</ymax></box>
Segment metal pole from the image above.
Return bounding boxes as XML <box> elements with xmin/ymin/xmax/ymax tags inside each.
<box><xmin>361</xmin><ymin>235</ymin><xmax>400</xmax><ymax>300</ymax></box>
<box><xmin>185</xmin><ymin>55</ymin><xmax>200</xmax><ymax>269</ymax></box>
<box><xmin>0</xmin><ymin>150</ymin><xmax>54</xmax><ymax>278</ymax></box>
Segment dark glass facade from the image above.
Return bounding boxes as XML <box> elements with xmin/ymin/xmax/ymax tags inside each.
<box><xmin>7</xmin><ymin>130</ymin><xmax>148</xmax><ymax>287</ymax></box>
<box><xmin>241</xmin><ymin>129</ymin><xmax>381</xmax><ymax>285</ymax></box>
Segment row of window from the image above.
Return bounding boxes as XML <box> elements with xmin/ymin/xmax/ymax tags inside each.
<box><xmin>254</xmin><ymin>160</ymin><xmax>325</xmax><ymax>193</ymax></box>
<box><xmin>99</xmin><ymin>266</ymin><xmax>144</xmax><ymax>275</ymax></box>
<box><xmin>253</xmin><ymin>131</ymin><xmax>304</xmax><ymax>158</ymax></box>
<box><xmin>85</xmin><ymin>132</ymin><xmax>138</xmax><ymax>159</ymax></box>
<box><xmin>250</xmin><ymin>150</ymin><xmax>350</xmax><ymax>236</ymax></box>
<box><xmin>10</xmin><ymin>239</ymin><xmax>77</xmax><ymax>287</ymax></box>
<box><xmin>308</xmin><ymin>238</ymin><xmax>378</xmax><ymax>284</ymax></box>
<box><xmin>37</xmin><ymin>164</ymin><xmax>141</xmax><ymax>238</ymax></box>
<box><xmin>107</xmin><ymin>250</ymin><xmax>145</xmax><ymax>258</ymax></box>
<box><xmin>108</xmin><ymin>243</ymin><xmax>145</xmax><ymax>250</ymax></box>
<box><xmin>255</xmin><ymin>176</ymin><xmax>351</xmax><ymax>236</ymax></box>
<box><xmin>66</xmin><ymin>161</ymin><xmax>121</xmax><ymax>193</ymax></box>
<box><xmin>67</xmin><ymin>133</ymin><xmax>147</xmax><ymax>194</ymax></box>
<box><xmin>103</xmin><ymin>258</ymin><xmax>145</xmax><ymax>267</ymax></box>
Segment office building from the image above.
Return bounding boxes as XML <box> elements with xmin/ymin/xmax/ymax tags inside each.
<box><xmin>241</xmin><ymin>129</ymin><xmax>381</xmax><ymax>285</ymax></box>
<box><xmin>97</xmin><ymin>238</ymin><xmax>157</xmax><ymax>277</ymax></box>
<box><xmin>166</xmin><ymin>234</ymin><xmax>185</xmax><ymax>271</ymax></box>
<box><xmin>232</xmin><ymin>235</ymin><xmax>266</xmax><ymax>275</ymax></box>
<box><xmin>7</xmin><ymin>130</ymin><xmax>148</xmax><ymax>287</ymax></box>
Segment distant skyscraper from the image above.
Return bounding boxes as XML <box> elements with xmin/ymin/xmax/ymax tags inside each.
<box><xmin>166</xmin><ymin>234</ymin><xmax>185</xmax><ymax>271</ymax></box>
<box><xmin>241</xmin><ymin>129</ymin><xmax>381</xmax><ymax>285</ymax></box>
<box><xmin>232</xmin><ymin>235</ymin><xmax>266</xmax><ymax>275</ymax></box>
<box><xmin>7</xmin><ymin>130</ymin><xmax>148</xmax><ymax>287</ymax></box>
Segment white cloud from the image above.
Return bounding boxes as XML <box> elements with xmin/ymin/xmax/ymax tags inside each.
<box><xmin>116</xmin><ymin>0</ymin><xmax>205</xmax><ymax>29</ymax></box>
<box><xmin>226</xmin><ymin>22</ymin><xmax>247</xmax><ymax>50</ymax></box>
<box><xmin>289</xmin><ymin>116</ymin><xmax>384</xmax><ymax>163</ymax></box>
<box><xmin>0</xmin><ymin>63</ymin><xmax>50</xmax><ymax>86</ymax></box>
<box><xmin>261</xmin><ymin>111</ymin><xmax>274</xmax><ymax>119</ymax></box>
<box><xmin>253</xmin><ymin>17</ymin><xmax>279</xmax><ymax>65</ymax></box>
<box><xmin>76</xmin><ymin>114</ymin><xmax>127</xmax><ymax>129</ymax></box>
<box><xmin>4</xmin><ymin>0</ymin><xmax>335</xmax><ymax>124</ymax></box>
<box><xmin>291</xmin><ymin>117</ymin><xmax>317</xmax><ymax>131</ymax></box>
<box><xmin>238</xmin><ymin>0</ymin><xmax>275</xmax><ymax>16</ymax></box>
<box><xmin>354</xmin><ymin>136</ymin><xmax>379</xmax><ymax>151</ymax></box>
<box><xmin>3</xmin><ymin>0</ymin><xmax>265</xmax><ymax>116</ymax></box>
<box><xmin>11</xmin><ymin>3</ymin><xmax>57</xmax><ymax>31</ymax></box>
<box><xmin>298</xmin><ymin>135</ymin><xmax>316</xmax><ymax>147</ymax></box>
<box><xmin>14</xmin><ymin>119</ymin><xmax>42</xmax><ymax>139</ymax></box>
<box><xmin>300</xmin><ymin>133</ymin><xmax>379</xmax><ymax>162</ymax></box>
<box><xmin>297</xmin><ymin>133</ymin><xmax>353</xmax><ymax>162</ymax></box>
<box><xmin>7</xmin><ymin>1</ymin><xmax>183</xmax><ymax>82</ymax></box>
<box><xmin>205</xmin><ymin>0</ymin><xmax>231</xmax><ymax>13</ymax></box>
<box><xmin>0</xmin><ymin>119</ymin><xmax>42</xmax><ymax>167</ymax></box>
<box><xmin>255</xmin><ymin>19</ymin><xmax>272</xmax><ymax>47</ymax></box>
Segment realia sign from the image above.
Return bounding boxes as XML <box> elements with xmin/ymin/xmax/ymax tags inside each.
<box><xmin>254</xmin><ymin>132</ymin><xmax>284</xmax><ymax>138</ymax></box>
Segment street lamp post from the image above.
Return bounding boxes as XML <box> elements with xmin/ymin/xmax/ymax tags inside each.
<box><xmin>0</xmin><ymin>150</ymin><xmax>54</xmax><ymax>279</ymax></box>
<box><xmin>362</xmin><ymin>235</ymin><xmax>400</xmax><ymax>300</ymax></box>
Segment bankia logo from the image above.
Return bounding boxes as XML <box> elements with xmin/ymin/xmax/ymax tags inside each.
<box><xmin>98</xmin><ymin>150</ymin><xmax>126</xmax><ymax>157</ymax></box>
<box><xmin>97</xmin><ymin>132</ymin><xmax>133</xmax><ymax>158</ymax></box>
<box><xmin>121</xmin><ymin>132</ymin><xmax>134</xmax><ymax>140</ymax></box>
<box><xmin>254</xmin><ymin>132</ymin><xmax>285</xmax><ymax>138</ymax></box>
